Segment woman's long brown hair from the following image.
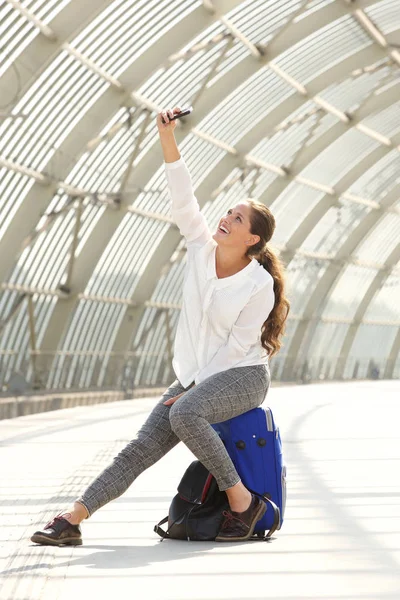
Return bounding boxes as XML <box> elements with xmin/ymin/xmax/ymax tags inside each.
<box><xmin>245</xmin><ymin>199</ymin><xmax>290</xmax><ymax>358</ymax></box>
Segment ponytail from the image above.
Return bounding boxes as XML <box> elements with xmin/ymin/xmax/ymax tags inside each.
<box><xmin>245</xmin><ymin>199</ymin><xmax>290</xmax><ymax>358</ymax></box>
<box><xmin>257</xmin><ymin>246</ymin><xmax>290</xmax><ymax>358</ymax></box>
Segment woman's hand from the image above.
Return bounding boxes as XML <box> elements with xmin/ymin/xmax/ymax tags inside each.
<box><xmin>156</xmin><ymin>106</ymin><xmax>182</xmax><ymax>135</ymax></box>
<box><xmin>163</xmin><ymin>383</ymin><xmax>196</xmax><ymax>406</ymax></box>
<box><xmin>163</xmin><ymin>391</ymin><xmax>185</xmax><ymax>406</ymax></box>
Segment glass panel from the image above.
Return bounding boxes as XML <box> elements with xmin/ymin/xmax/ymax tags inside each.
<box><xmin>306</xmin><ymin>113</ymin><xmax>338</xmax><ymax>146</ymax></box>
<box><xmin>270</xmin><ymin>318</ymin><xmax>299</xmax><ymax>381</ymax></box>
<box><xmin>228</xmin><ymin>0</ymin><xmax>302</xmax><ymax>45</ymax></box>
<box><xmin>316</xmin><ymin>59</ymin><xmax>393</xmax><ymax>113</ymax></box>
<box><xmin>345</xmin><ymin>324</ymin><xmax>397</xmax><ymax>379</ymax></box>
<box><xmin>72</xmin><ymin>0</ymin><xmax>201</xmax><ymax>78</ymax></box>
<box><xmin>208</xmin><ymin>39</ymin><xmax>248</xmax><ymax>88</ymax></box>
<box><xmin>285</xmin><ymin>255</ymin><xmax>329</xmax><ymax>316</ymax></box>
<box><xmin>86</xmin><ymin>214</ymin><xmax>167</xmax><ymax>298</ymax></box>
<box><xmin>250</xmin><ymin>105</ymin><xmax>321</xmax><ymax>170</ymax></box>
<box><xmin>0</xmin><ymin>170</ymin><xmax>34</xmax><ymax>241</ymax></box>
<box><xmin>294</xmin><ymin>0</ymin><xmax>335</xmax><ymax>22</ymax></box>
<box><xmin>322</xmin><ymin>265</ymin><xmax>377</xmax><ymax>320</ymax></box>
<box><xmin>0</xmin><ymin>0</ymin><xmax>70</xmax><ymax>77</ymax></box>
<box><xmin>364</xmin><ymin>273</ymin><xmax>400</xmax><ymax>322</ymax></box>
<box><xmin>306</xmin><ymin>321</ymin><xmax>349</xmax><ymax>380</ymax></box>
<box><xmin>138</xmin><ymin>23</ymin><xmax>229</xmax><ymax>108</ymax></box>
<box><xmin>247</xmin><ymin>168</ymin><xmax>279</xmax><ymax>201</ymax></box>
<box><xmin>1</xmin><ymin>50</ymin><xmax>107</xmax><ymax>175</ymax></box>
<box><xmin>300</xmin><ymin>129</ymin><xmax>379</xmax><ymax>187</ymax></box>
<box><xmin>197</xmin><ymin>67</ymin><xmax>293</xmax><ymax>147</ymax></box>
<box><xmin>151</xmin><ymin>245</ymin><xmax>187</xmax><ymax>306</ymax></box>
<box><xmin>268</xmin><ymin>181</ymin><xmax>324</xmax><ymax>247</ymax></box>
<box><xmin>354</xmin><ymin>213</ymin><xmax>400</xmax><ymax>264</ymax></box>
<box><xmin>363</xmin><ymin>102</ymin><xmax>400</xmax><ymax>138</ymax></box>
<box><xmin>274</xmin><ymin>15</ymin><xmax>371</xmax><ymax>85</ymax></box>
<box><xmin>348</xmin><ymin>150</ymin><xmax>400</xmax><ymax>202</ymax></box>
<box><xmin>129</xmin><ymin>305</ymin><xmax>179</xmax><ymax>387</ymax></box>
<box><xmin>301</xmin><ymin>202</ymin><xmax>370</xmax><ymax>255</ymax></box>
<box><xmin>177</xmin><ymin>134</ymin><xmax>227</xmax><ymax>187</ymax></box>
<box><xmin>0</xmin><ymin>291</ymin><xmax>57</xmax><ymax>389</ymax></box>
<box><xmin>366</xmin><ymin>0</ymin><xmax>400</xmax><ymax>35</ymax></box>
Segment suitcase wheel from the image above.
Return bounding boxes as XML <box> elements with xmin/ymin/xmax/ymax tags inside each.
<box><xmin>256</xmin><ymin>531</ymin><xmax>265</xmax><ymax>539</ymax></box>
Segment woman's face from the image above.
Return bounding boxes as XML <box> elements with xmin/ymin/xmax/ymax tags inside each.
<box><xmin>213</xmin><ymin>202</ymin><xmax>260</xmax><ymax>250</ymax></box>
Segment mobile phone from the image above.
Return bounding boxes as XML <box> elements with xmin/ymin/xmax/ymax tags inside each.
<box><xmin>161</xmin><ymin>106</ymin><xmax>193</xmax><ymax>123</ymax></box>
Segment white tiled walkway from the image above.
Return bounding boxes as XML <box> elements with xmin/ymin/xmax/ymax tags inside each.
<box><xmin>0</xmin><ymin>381</ymin><xmax>399</xmax><ymax>600</ymax></box>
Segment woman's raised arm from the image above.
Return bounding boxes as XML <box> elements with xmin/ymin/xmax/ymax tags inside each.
<box><xmin>156</xmin><ymin>106</ymin><xmax>181</xmax><ymax>162</ymax></box>
<box><xmin>157</xmin><ymin>107</ymin><xmax>212</xmax><ymax>248</ymax></box>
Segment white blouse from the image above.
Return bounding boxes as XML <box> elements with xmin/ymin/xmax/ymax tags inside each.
<box><xmin>165</xmin><ymin>156</ymin><xmax>275</xmax><ymax>387</ymax></box>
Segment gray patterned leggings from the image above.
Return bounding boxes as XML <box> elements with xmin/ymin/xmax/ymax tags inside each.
<box><xmin>77</xmin><ymin>364</ymin><xmax>270</xmax><ymax>517</ymax></box>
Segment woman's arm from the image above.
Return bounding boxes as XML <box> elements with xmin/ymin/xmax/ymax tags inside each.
<box><xmin>156</xmin><ymin>107</ymin><xmax>181</xmax><ymax>162</ymax></box>
<box><xmin>157</xmin><ymin>107</ymin><xmax>212</xmax><ymax>247</ymax></box>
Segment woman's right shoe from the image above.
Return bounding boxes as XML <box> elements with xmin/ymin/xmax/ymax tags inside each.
<box><xmin>215</xmin><ymin>494</ymin><xmax>266</xmax><ymax>542</ymax></box>
<box><xmin>31</xmin><ymin>513</ymin><xmax>82</xmax><ymax>546</ymax></box>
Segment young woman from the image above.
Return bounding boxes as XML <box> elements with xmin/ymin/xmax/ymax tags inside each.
<box><xmin>31</xmin><ymin>106</ymin><xmax>290</xmax><ymax>545</ymax></box>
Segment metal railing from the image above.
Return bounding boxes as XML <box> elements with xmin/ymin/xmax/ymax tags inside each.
<box><xmin>0</xmin><ymin>350</ymin><xmax>396</xmax><ymax>397</ymax></box>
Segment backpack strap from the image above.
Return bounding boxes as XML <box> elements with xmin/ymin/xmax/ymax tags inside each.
<box><xmin>154</xmin><ymin>516</ymin><xmax>170</xmax><ymax>540</ymax></box>
<box><xmin>247</xmin><ymin>487</ymin><xmax>281</xmax><ymax>540</ymax></box>
<box><xmin>154</xmin><ymin>506</ymin><xmax>193</xmax><ymax>542</ymax></box>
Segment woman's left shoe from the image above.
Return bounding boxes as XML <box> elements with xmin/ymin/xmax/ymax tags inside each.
<box><xmin>31</xmin><ymin>513</ymin><xmax>82</xmax><ymax>546</ymax></box>
<box><xmin>215</xmin><ymin>494</ymin><xmax>266</xmax><ymax>542</ymax></box>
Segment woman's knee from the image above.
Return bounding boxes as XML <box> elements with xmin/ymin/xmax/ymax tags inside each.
<box><xmin>168</xmin><ymin>401</ymin><xmax>198</xmax><ymax>434</ymax></box>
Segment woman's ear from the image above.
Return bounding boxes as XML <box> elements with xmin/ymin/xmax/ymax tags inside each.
<box><xmin>247</xmin><ymin>235</ymin><xmax>260</xmax><ymax>246</ymax></box>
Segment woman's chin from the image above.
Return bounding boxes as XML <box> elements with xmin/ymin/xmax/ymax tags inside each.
<box><xmin>213</xmin><ymin>231</ymin><xmax>227</xmax><ymax>243</ymax></box>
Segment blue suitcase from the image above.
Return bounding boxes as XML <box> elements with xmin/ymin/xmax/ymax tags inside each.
<box><xmin>212</xmin><ymin>405</ymin><xmax>286</xmax><ymax>536</ymax></box>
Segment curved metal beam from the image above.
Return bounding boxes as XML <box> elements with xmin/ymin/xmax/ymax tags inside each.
<box><xmin>280</xmin><ymin>171</ymin><xmax>400</xmax><ymax>380</ymax></box>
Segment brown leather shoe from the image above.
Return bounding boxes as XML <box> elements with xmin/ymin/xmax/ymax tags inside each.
<box><xmin>31</xmin><ymin>513</ymin><xmax>82</xmax><ymax>546</ymax></box>
<box><xmin>215</xmin><ymin>494</ymin><xmax>266</xmax><ymax>542</ymax></box>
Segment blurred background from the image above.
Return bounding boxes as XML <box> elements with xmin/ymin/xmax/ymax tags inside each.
<box><xmin>0</xmin><ymin>0</ymin><xmax>399</xmax><ymax>410</ymax></box>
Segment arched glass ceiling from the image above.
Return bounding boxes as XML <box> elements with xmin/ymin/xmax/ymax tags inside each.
<box><xmin>0</xmin><ymin>0</ymin><xmax>399</xmax><ymax>392</ymax></box>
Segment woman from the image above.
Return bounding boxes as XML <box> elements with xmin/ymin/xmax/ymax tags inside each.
<box><xmin>31</xmin><ymin>106</ymin><xmax>290</xmax><ymax>545</ymax></box>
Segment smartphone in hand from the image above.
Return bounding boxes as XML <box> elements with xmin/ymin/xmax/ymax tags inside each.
<box><xmin>161</xmin><ymin>106</ymin><xmax>193</xmax><ymax>124</ymax></box>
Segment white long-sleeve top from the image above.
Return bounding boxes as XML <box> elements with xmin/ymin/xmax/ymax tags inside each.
<box><xmin>165</xmin><ymin>156</ymin><xmax>275</xmax><ymax>387</ymax></box>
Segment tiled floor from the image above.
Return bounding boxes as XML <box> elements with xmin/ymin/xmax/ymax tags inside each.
<box><xmin>0</xmin><ymin>381</ymin><xmax>399</xmax><ymax>600</ymax></box>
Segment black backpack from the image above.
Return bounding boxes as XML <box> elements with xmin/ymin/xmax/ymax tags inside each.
<box><xmin>154</xmin><ymin>460</ymin><xmax>280</xmax><ymax>542</ymax></box>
